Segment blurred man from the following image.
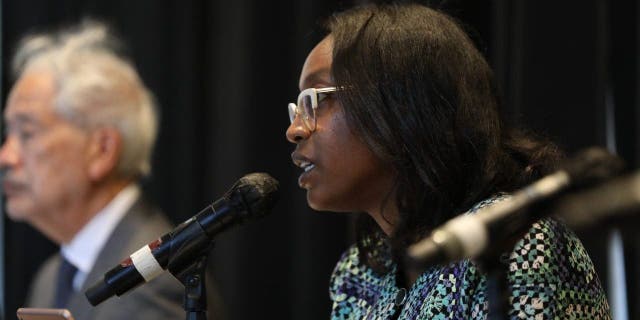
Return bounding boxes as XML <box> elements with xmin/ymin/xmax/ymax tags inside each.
<box><xmin>0</xmin><ymin>22</ymin><xmax>222</xmax><ymax>319</ymax></box>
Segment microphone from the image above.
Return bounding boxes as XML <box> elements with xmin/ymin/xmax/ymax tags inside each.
<box><xmin>85</xmin><ymin>172</ymin><xmax>279</xmax><ymax>306</ymax></box>
<box><xmin>406</xmin><ymin>147</ymin><xmax>623</xmax><ymax>269</ymax></box>
<box><xmin>551</xmin><ymin>170</ymin><xmax>640</xmax><ymax>230</ymax></box>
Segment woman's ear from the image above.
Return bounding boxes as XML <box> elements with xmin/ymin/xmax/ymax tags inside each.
<box><xmin>87</xmin><ymin>127</ymin><xmax>123</xmax><ymax>181</ymax></box>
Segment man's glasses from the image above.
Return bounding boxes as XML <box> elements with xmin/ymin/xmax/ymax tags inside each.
<box><xmin>288</xmin><ymin>87</ymin><xmax>338</xmax><ymax>132</ymax></box>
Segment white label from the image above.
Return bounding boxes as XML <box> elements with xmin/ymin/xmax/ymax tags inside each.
<box><xmin>130</xmin><ymin>245</ymin><xmax>164</xmax><ymax>282</ymax></box>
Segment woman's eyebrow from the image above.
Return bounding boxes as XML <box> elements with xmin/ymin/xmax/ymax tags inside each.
<box><xmin>299</xmin><ymin>69</ymin><xmax>333</xmax><ymax>90</ymax></box>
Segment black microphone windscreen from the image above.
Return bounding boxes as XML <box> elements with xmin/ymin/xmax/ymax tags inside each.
<box><xmin>560</xmin><ymin>147</ymin><xmax>625</xmax><ymax>187</ymax></box>
<box><xmin>225</xmin><ymin>172</ymin><xmax>280</xmax><ymax>221</ymax></box>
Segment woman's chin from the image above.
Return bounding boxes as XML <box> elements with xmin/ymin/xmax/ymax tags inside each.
<box><xmin>306</xmin><ymin>192</ymin><xmax>353</xmax><ymax>213</ymax></box>
<box><xmin>306</xmin><ymin>191</ymin><xmax>332</xmax><ymax>212</ymax></box>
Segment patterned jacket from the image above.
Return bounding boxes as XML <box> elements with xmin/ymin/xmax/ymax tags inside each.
<box><xmin>330</xmin><ymin>197</ymin><xmax>611</xmax><ymax>319</ymax></box>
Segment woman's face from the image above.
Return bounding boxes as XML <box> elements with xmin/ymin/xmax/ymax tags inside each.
<box><xmin>286</xmin><ymin>36</ymin><xmax>395</xmax><ymax>220</ymax></box>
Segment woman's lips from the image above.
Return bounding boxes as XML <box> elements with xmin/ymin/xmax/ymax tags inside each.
<box><xmin>292</xmin><ymin>152</ymin><xmax>317</xmax><ymax>188</ymax></box>
<box><xmin>298</xmin><ymin>162</ymin><xmax>316</xmax><ymax>188</ymax></box>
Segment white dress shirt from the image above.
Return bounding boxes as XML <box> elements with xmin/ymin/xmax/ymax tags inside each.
<box><xmin>60</xmin><ymin>184</ymin><xmax>141</xmax><ymax>290</ymax></box>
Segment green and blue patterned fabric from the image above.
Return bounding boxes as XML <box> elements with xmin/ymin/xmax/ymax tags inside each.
<box><xmin>330</xmin><ymin>197</ymin><xmax>611</xmax><ymax>319</ymax></box>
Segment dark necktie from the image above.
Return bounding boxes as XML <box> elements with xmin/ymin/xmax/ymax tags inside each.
<box><xmin>54</xmin><ymin>258</ymin><xmax>78</xmax><ymax>308</ymax></box>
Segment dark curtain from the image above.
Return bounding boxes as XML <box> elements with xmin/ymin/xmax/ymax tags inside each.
<box><xmin>2</xmin><ymin>1</ymin><xmax>638</xmax><ymax>320</ymax></box>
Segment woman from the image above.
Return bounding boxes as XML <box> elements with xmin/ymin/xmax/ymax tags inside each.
<box><xmin>286</xmin><ymin>3</ymin><xmax>610</xmax><ymax>319</ymax></box>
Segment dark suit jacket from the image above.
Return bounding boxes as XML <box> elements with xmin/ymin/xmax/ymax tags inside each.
<box><xmin>26</xmin><ymin>198</ymin><xmax>225</xmax><ymax>320</ymax></box>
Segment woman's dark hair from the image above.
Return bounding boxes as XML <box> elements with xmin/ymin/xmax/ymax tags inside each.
<box><xmin>325</xmin><ymin>3</ymin><xmax>562</xmax><ymax>270</ymax></box>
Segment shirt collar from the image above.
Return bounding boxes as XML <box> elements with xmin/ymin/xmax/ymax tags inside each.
<box><xmin>61</xmin><ymin>184</ymin><xmax>141</xmax><ymax>276</ymax></box>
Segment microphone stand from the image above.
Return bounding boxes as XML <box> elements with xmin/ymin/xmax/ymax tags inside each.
<box><xmin>479</xmin><ymin>259</ymin><xmax>509</xmax><ymax>320</ymax></box>
<box><xmin>480</xmin><ymin>204</ymin><xmax>548</xmax><ymax>320</ymax></box>
<box><xmin>172</xmin><ymin>245</ymin><xmax>212</xmax><ymax>320</ymax></box>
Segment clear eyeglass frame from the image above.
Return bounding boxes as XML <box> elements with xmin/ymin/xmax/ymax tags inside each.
<box><xmin>288</xmin><ymin>86</ymin><xmax>338</xmax><ymax>132</ymax></box>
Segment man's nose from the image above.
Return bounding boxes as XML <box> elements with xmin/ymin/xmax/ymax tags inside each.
<box><xmin>0</xmin><ymin>137</ymin><xmax>21</xmax><ymax>169</ymax></box>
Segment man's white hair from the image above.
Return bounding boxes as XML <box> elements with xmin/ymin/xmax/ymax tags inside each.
<box><xmin>12</xmin><ymin>21</ymin><xmax>158</xmax><ymax>178</ymax></box>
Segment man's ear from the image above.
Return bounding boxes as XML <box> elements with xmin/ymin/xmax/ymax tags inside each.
<box><xmin>87</xmin><ymin>127</ymin><xmax>123</xmax><ymax>181</ymax></box>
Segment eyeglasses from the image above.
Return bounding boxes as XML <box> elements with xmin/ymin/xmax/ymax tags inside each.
<box><xmin>288</xmin><ymin>86</ymin><xmax>338</xmax><ymax>132</ymax></box>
